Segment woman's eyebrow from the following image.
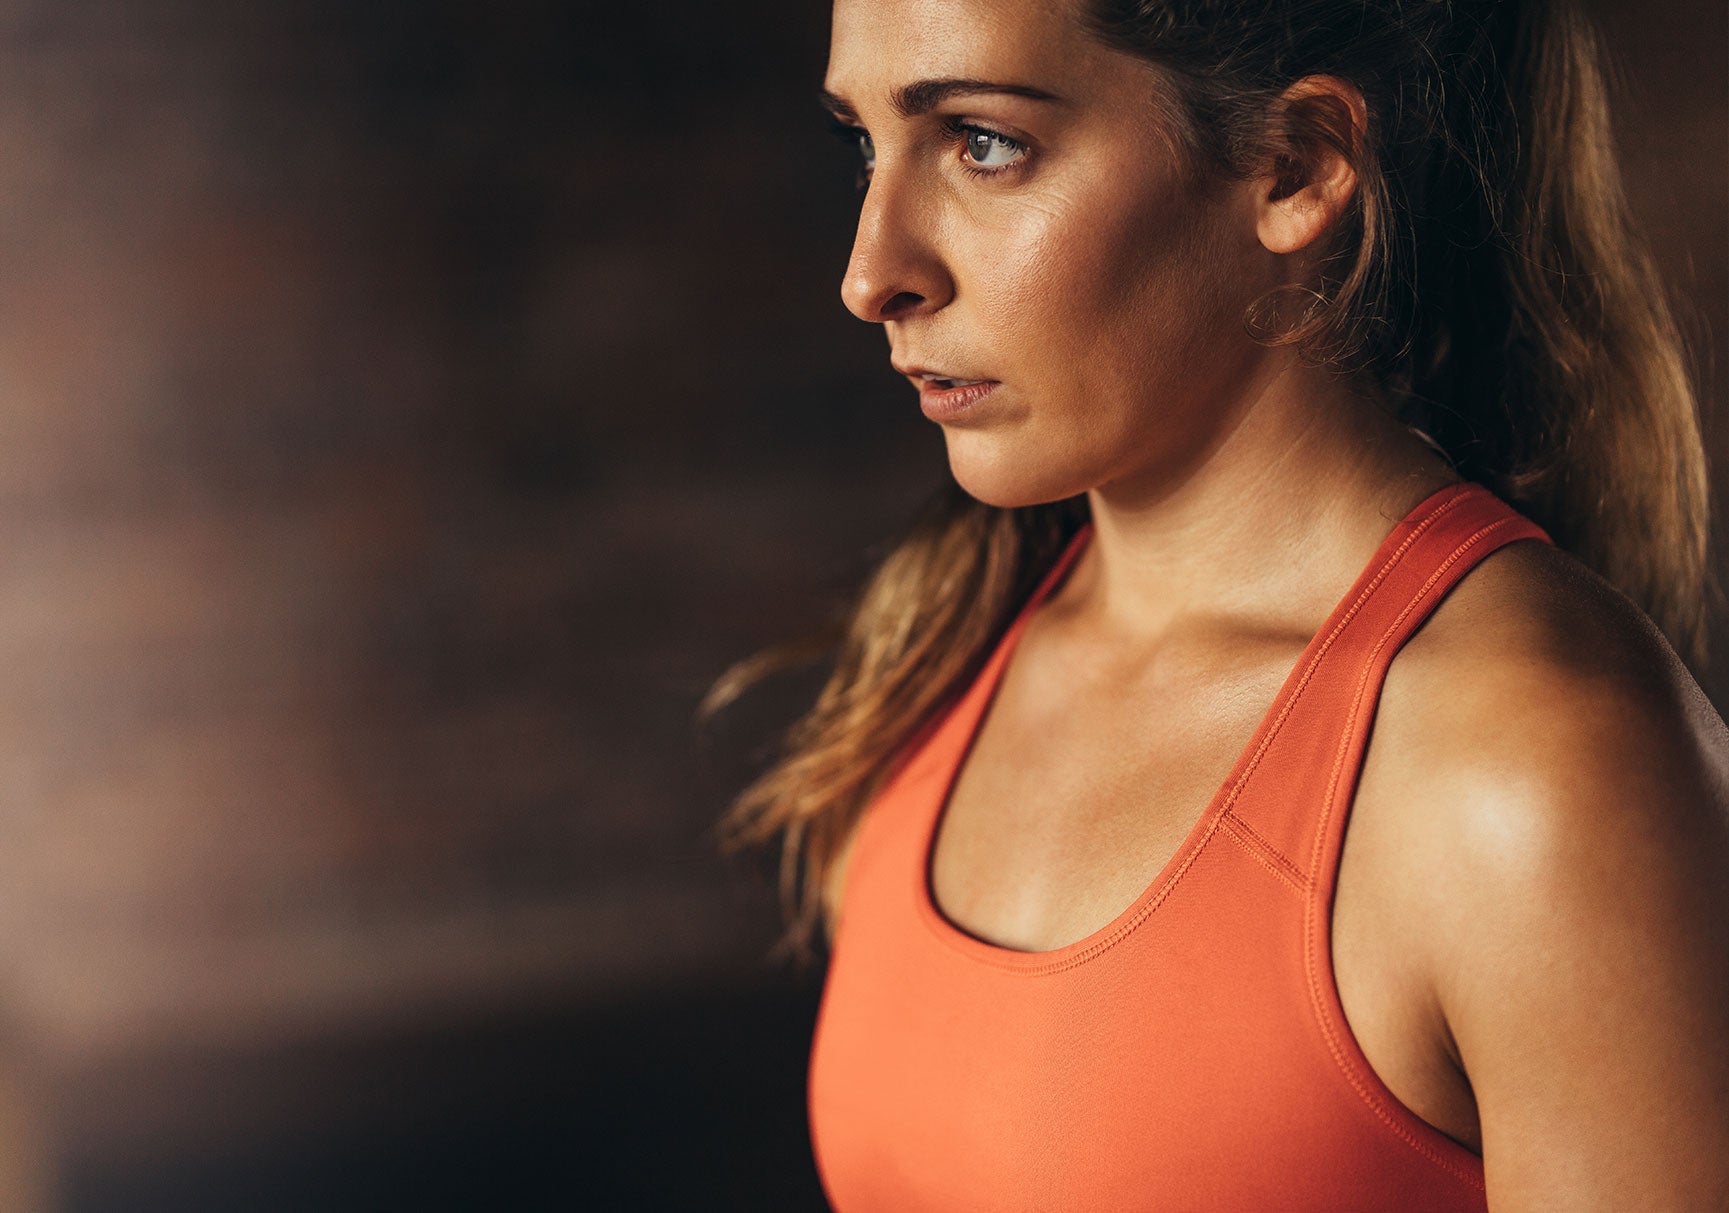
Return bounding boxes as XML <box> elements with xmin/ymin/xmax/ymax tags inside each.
<box><xmin>819</xmin><ymin>78</ymin><xmax>1065</xmax><ymax>122</ymax></box>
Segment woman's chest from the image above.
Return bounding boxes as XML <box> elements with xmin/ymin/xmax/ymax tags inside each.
<box><xmin>927</xmin><ymin>661</ymin><xmax>1483</xmax><ymax>1155</ymax></box>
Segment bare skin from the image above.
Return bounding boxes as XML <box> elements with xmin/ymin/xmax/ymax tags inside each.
<box><xmin>823</xmin><ymin>0</ymin><xmax>1729</xmax><ymax>1207</ymax></box>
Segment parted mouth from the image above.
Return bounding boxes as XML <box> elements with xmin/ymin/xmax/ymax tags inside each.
<box><xmin>892</xmin><ymin>362</ymin><xmax>996</xmax><ymax>389</ymax></box>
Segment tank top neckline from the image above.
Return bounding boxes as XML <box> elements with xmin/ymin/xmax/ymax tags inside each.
<box><xmin>914</xmin><ymin>477</ymin><xmax>1486</xmax><ymax>972</ymax></box>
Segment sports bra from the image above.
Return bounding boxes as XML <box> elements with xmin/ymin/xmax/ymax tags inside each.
<box><xmin>806</xmin><ymin>480</ymin><xmax>1554</xmax><ymax>1211</ymax></box>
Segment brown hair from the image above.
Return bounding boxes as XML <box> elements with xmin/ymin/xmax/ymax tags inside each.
<box><xmin>699</xmin><ymin>0</ymin><xmax>1714</xmax><ymax>966</ymax></box>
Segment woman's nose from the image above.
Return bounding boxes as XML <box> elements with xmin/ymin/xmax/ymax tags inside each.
<box><xmin>839</xmin><ymin>174</ymin><xmax>953</xmax><ymax>323</ymax></box>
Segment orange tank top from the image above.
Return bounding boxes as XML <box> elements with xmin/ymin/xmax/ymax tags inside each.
<box><xmin>806</xmin><ymin>480</ymin><xmax>1554</xmax><ymax>1211</ymax></box>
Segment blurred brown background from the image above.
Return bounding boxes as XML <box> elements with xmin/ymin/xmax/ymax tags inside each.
<box><xmin>0</xmin><ymin>1</ymin><xmax>1719</xmax><ymax>1208</ymax></box>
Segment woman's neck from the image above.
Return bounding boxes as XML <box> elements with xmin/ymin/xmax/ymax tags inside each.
<box><xmin>1064</xmin><ymin>361</ymin><xmax>1461</xmax><ymax>645</ymax></box>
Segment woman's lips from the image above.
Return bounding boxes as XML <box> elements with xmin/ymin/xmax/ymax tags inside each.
<box><xmin>917</xmin><ymin>378</ymin><xmax>999</xmax><ymax>422</ymax></box>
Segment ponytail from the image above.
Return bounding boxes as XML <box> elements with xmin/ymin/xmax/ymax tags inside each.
<box><xmin>1405</xmin><ymin>0</ymin><xmax>1712</xmax><ymax>666</ymax></box>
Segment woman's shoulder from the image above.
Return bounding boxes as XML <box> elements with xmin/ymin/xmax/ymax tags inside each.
<box><xmin>1367</xmin><ymin>535</ymin><xmax>1729</xmax><ymax>1200</ymax></box>
<box><xmin>1379</xmin><ymin>533</ymin><xmax>1728</xmax><ymax>880</ymax></box>
<box><xmin>1388</xmin><ymin>534</ymin><xmax>1726</xmax><ymax>814</ymax></box>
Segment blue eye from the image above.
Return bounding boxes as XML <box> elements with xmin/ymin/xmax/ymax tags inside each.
<box><xmin>825</xmin><ymin>117</ymin><xmax>1028</xmax><ymax>189</ymax></box>
<box><xmin>959</xmin><ymin>126</ymin><xmax>1024</xmax><ymax>171</ymax></box>
<box><xmin>935</xmin><ymin>118</ymin><xmax>1028</xmax><ymax>178</ymax></box>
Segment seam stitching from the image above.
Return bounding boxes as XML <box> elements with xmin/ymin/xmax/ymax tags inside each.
<box><xmin>1303</xmin><ymin>514</ymin><xmax>1526</xmax><ymax>1192</ymax></box>
<box><xmin>1219</xmin><ymin>812</ymin><xmax>1309</xmax><ymax>895</ymax></box>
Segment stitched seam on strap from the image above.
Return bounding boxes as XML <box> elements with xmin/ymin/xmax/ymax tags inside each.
<box><xmin>1219</xmin><ymin>811</ymin><xmax>1309</xmax><ymax>895</ymax></box>
<box><xmin>1304</xmin><ymin>516</ymin><xmax>1521</xmax><ymax>1192</ymax></box>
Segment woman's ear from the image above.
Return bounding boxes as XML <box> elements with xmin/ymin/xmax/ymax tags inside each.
<box><xmin>1255</xmin><ymin>75</ymin><xmax>1367</xmax><ymax>256</ymax></box>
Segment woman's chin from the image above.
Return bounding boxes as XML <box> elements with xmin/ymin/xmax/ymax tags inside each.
<box><xmin>945</xmin><ymin>449</ymin><xmax>1090</xmax><ymax>511</ymax></box>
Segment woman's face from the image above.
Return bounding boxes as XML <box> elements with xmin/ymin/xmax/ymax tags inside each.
<box><xmin>823</xmin><ymin>0</ymin><xmax>1282</xmax><ymax>508</ymax></box>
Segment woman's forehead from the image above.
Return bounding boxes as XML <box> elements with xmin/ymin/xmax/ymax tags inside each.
<box><xmin>825</xmin><ymin>0</ymin><xmax>1120</xmax><ymax>114</ymax></box>
<box><xmin>828</xmin><ymin>0</ymin><xmax>1085</xmax><ymax>83</ymax></box>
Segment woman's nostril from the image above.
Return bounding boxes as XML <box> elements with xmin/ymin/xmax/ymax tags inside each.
<box><xmin>882</xmin><ymin>291</ymin><xmax>924</xmax><ymax>319</ymax></box>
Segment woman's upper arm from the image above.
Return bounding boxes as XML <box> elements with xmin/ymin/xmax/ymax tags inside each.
<box><xmin>1425</xmin><ymin>663</ymin><xmax>1729</xmax><ymax>1210</ymax></box>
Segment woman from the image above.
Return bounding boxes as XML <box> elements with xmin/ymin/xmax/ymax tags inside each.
<box><xmin>702</xmin><ymin>0</ymin><xmax>1729</xmax><ymax>1207</ymax></box>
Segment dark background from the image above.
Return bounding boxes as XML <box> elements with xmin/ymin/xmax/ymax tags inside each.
<box><xmin>0</xmin><ymin>1</ymin><xmax>1719</xmax><ymax>1209</ymax></box>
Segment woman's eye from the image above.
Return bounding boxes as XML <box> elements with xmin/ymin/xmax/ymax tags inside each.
<box><xmin>938</xmin><ymin>120</ymin><xmax>1028</xmax><ymax>175</ymax></box>
<box><xmin>827</xmin><ymin>118</ymin><xmax>1024</xmax><ymax>187</ymax></box>
<box><xmin>961</xmin><ymin>127</ymin><xmax>1023</xmax><ymax>171</ymax></box>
